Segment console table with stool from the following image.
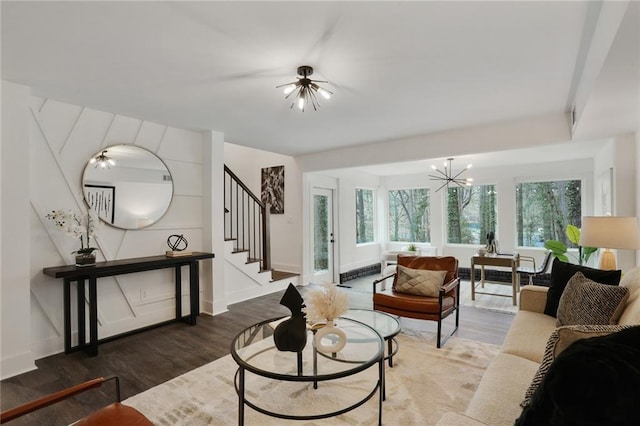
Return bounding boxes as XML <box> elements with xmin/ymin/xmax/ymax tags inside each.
<box><xmin>43</xmin><ymin>252</ymin><xmax>214</xmax><ymax>356</ymax></box>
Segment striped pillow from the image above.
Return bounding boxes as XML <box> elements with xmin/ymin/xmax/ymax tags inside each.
<box><xmin>556</xmin><ymin>272</ymin><xmax>629</xmax><ymax>326</ymax></box>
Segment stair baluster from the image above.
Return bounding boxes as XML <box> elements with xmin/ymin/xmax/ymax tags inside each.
<box><xmin>224</xmin><ymin>166</ymin><xmax>271</xmax><ymax>272</ymax></box>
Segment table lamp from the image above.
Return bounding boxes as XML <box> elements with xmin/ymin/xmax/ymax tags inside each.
<box><xmin>579</xmin><ymin>216</ymin><xmax>639</xmax><ymax>270</ymax></box>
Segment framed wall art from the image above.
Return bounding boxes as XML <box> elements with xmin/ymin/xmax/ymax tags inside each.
<box><xmin>84</xmin><ymin>184</ymin><xmax>115</xmax><ymax>224</ymax></box>
<box><xmin>261</xmin><ymin>165</ymin><xmax>285</xmax><ymax>214</ymax></box>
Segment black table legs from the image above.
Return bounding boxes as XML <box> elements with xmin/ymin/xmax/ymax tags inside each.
<box><xmin>175</xmin><ymin>266</ymin><xmax>182</xmax><ymax>320</ymax></box>
<box><xmin>88</xmin><ymin>277</ymin><xmax>98</xmax><ymax>356</ymax></box>
<box><xmin>77</xmin><ymin>280</ymin><xmax>86</xmax><ymax>348</ymax></box>
<box><xmin>189</xmin><ymin>260</ymin><xmax>199</xmax><ymax>325</ymax></box>
<box><xmin>61</xmin><ymin>261</ymin><xmax>201</xmax><ymax>356</ymax></box>
<box><xmin>63</xmin><ymin>279</ymin><xmax>71</xmax><ymax>354</ymax></box>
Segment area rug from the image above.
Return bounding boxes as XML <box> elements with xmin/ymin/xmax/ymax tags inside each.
<box><xmin>124</xmin><ymin>330</ymin><xmax>499</xmax><ymax>425</ymax></box>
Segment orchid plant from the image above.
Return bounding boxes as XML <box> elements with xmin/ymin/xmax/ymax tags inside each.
<box><xmin>45</xmin><ymin>208</ymin><xmax>100</xmax><ymax>255</ymax></box>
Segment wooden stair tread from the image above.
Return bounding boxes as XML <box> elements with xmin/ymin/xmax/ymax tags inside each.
<box><xmin>271</xmin><ymin>270</ymin><xmax>300</xmax><ymax>282</ymax></box>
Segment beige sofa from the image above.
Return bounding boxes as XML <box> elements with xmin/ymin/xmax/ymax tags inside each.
<box><xmin>437</xmin><ymin>267</ymin><xmax>640</xmax><ymax>426</ymax></box>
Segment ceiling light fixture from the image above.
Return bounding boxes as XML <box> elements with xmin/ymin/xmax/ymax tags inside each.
<box><xmin>276</xmin><ymin>65</ymin><xmax>332</xmax><ymax>112</ymax></box>
<box><xmin>429</xmin><ymin>158</ymin><xmax>473</xmax><ymax>192</ymax></box>
<box><xmin>89</xmin><ymin>150</ymin><xmax>115</xmax><ymax>169</ymax></box>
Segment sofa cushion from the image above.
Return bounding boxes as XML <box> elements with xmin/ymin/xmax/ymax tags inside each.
<box><xmin>517</xmin><ymin>326</ymin><xmax>640</xmax><ymax>426</ymax></box>
<box><xmin>521</xmin><ymin>324</ymin><xmax>633</xmax><ymax>408</ymax></box>
<box><xmin>394</xmin><ymin>265</ymin><xmax>447</xmax><ymax>296</ymax></box>
<box><xmin>501</xmin><ymin>310</ymin><xmax>557</xmax><ymax>364</ymax></box>
<box><xmin>556</xmin><ymin>272</ymin><xmax>629</xmax><ymax>326</ymax></box>
<box><xmin>544</xmin><ymin>258</ymin><xmax>621</xmax><ymax>317</ymax></box>
<box><xmin>465</xmin><ymin>353</ymin><xmax>539</xmax><ymax>426</ymax></box>
<box><xmin>617</xmin><ymin>267</ymin><xmax>640</xmax><ymax>325</ymax></box>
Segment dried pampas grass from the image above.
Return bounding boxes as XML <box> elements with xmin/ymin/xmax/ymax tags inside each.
<box><xmin>303</xmin><ymin>282</ymin><xmax>349</xmax><ymax>324</ymax></box>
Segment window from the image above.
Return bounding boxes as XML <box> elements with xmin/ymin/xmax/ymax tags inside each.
<box><xmin>516</xmin><ymin>180</ymin><xmax>582</xmax><ymax>247</ymax></box>
<box><xmin>355</xmin><ymin>189</ymin><xmax>375</xmax><ymax>244</ymax></box>
<box><xmin>388</xmin><ymin>188</ymin><xmax>430</xmax><ymax>242</ymax></box>
<box><xmin>447</xmin><ymin>185</ymin><xmax>497</xmax><ymax>245</ymax></box>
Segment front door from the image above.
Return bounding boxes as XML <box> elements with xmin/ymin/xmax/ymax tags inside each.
<box><xmin>311</xmin><ymin>187</ymin><xmax>335</xmax><ymax>283</ymax></box>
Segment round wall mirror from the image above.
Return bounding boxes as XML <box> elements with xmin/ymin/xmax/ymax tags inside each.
<box><xmin>82</xmin><ymin>144</ymin><xmax>173</xmax><ymax>229</ymax></box>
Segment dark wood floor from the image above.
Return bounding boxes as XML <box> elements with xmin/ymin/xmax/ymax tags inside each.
<box><xmin>0</xmin><ymin>284</ymin><xmax>513</xmax><ymax>425</ymax></box>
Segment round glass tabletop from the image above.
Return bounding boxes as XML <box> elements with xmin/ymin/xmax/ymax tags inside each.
<box><xmin>231</xmin><ymin>316</ymin><xmax>383</xmax><ymax>381</ymax></box>
<box><xmin>341</xmin><ymin>309</ymin><xmax>402</xmax><ymax>340</ymax></box>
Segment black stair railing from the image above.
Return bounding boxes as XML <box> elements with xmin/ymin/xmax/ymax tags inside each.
<box><xmin>224</xmin><ymin>165</ymin><xmax>271</xmax><ymax>272</ymax></box>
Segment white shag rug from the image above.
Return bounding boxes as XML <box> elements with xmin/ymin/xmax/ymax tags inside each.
<box><xmin>124</xmin><ymin>330</ymin><xmax>499</xmax><ymax>425</ymax></box>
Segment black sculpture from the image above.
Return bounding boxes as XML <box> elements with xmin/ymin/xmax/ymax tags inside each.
<box><xmin>273</xmin><ymin>283</ymin><xmax>307</xmax><ymax>352</ymax></box>
<box><xmin>167</xmin><ymin>234</ymin><xmax>188</xmax><ymax>251</ymax></box>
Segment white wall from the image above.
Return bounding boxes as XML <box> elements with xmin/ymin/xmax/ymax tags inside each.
<box><xmin>1</xmin><ymin>84</ymin><xmax>214</xmax><ymax>379</ymax></box>
<box><xmin>593</xmin><ymin>135</ymin><xmax>637</xmax><ymax>270</ymax></box>
<box><xmin>1</xmin><ymin>81</ymin><xmax>35</xmax><ymax>379</ymax></box>
<box><xmin>224</xmin><ymin>143</ymin><xmax>302</xmax><ymax>274</ymax></box>
<box><xmin>332</xmin><ymin>170</ymin><xmax>381</xmax><ymax>274</ymax></box>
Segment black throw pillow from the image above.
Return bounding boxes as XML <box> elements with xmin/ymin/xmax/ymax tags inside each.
<box><xmin>544</xmin><ymin>258</ymin><xmax>621</xmax><ymax>317</ymax></box>
<box><xmin>516</xmin><ymin>326</ymin><xmax>640</xmax><ymax>426</ymax></box>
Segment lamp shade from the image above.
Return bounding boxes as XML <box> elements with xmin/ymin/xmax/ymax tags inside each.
<box><xmin>579</xmin><ymin>216</ymin><xmax>639</xmax><ymax>249</ymax></box>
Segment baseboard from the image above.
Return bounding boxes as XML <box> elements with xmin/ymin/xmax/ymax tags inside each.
<box><xmin>1</xmin><ymin>351</ymin><xmax>36</xmax><ymax>380</ymax></box>
<box><xmin>458</xmin><ymin>267</ymin><xmax>551</xmax><ymax>286</ymax></box>
<box><xmin>339</xmin><ymin>263</ymin><xmax>381</xmax><ymax>284</ymax></box>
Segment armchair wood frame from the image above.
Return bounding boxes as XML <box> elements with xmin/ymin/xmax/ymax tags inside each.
<box><xmin>372</xmin><ymin>256</ymin><xmax>460</xmax><ymax>348</ymax></box>
<box><xmin>0</xmin><ymin>376</ymin><xmax>152</xmax><ymax>425</ymax></box>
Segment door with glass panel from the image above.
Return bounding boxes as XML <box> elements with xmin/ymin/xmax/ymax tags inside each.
<box><xmin>311</xmin><ymin>188</ymin><xmax>335</xmax><ymax>283</ymax></box>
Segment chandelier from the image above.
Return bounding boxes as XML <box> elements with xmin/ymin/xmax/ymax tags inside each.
<box><xmin>429</xmin><ymin>158</ymin><xmax>473</xmax><ymax>192</ymax></box>
<box><xmin>89</xmin><ymin>150</ymin><xmax>115</xmax><ymax>169</ymax></box>
<box><xmin>276</xmin><ymin>65</ymin><xmax>332</xmax><ymax>111</ymax></box>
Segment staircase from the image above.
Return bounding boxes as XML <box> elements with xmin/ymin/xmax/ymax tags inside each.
<box><xmin>223</xmin><ymin>166</ymin><xmax>299</xmax><ymax>302</ymax></box>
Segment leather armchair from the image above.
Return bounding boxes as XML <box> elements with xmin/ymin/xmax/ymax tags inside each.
<box><xmin>0</xmin><ymin>376</ymin><xmax>152</xmax><ymax>425</ymax></box>
<box><xmin>373</xmin><ymin>255</ymin><xmax>460</xmax><ymax>348</ymax></box>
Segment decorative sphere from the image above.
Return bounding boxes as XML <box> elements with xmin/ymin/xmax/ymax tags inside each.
<box><xmin>167</xmin><ymin>234</ymin><xmax>188</xmax><ymax>251</ymax></box>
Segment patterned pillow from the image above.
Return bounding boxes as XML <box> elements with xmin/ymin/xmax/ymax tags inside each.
<box><xmin>544</xmin><ymin>258</ymin><xmax>621</xmax><ymax>317</ymax></box>
<box><xmin>521</xmin><ymin>324</ymin><xmax>633</xmax><ymax>408</ymax></box>
<box><xmin>393</xmin><ymin>265</ymin><xmax>447</xmax><ymax>297</ymax></box>
<box><xmin>556</xmin><ymin>272</ymin><xmax>629</xmax><ymax>327</ymax></box>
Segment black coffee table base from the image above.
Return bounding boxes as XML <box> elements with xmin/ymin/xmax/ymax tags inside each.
<box><xmin>234</xmin><ymin>360</ymin><xmax>383</xmax><ymax>425</ymax></box>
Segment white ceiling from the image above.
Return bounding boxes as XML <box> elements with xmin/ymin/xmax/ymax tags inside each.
<box><xmin>2</xmin><ymin>2</ymin><xmax>637</xmax><ymax>381</ymax></box>
<box><xmin>2</xmin><ymin>0</ymin><xmax>608</xmax><ymax>159</ymax></box>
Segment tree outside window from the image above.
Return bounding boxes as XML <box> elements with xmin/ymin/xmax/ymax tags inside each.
<box><xmin>516</xmin><ymin>180</ymin><xmax>582</xmax><ymax>247</ymax></box>
<box><xmin>356</xmin><ymin>188</ymin><xmax>375</xmax><ymax>244</ymax></box>
<box><xmin>447</xmin><ymin>185</ymin><xmax>497</xmax><ymax>245</ymax></box>
<box><xmin>388</xmin><ymin>188</ymin><xmax>430</xmax><ymax>242</ymax></box>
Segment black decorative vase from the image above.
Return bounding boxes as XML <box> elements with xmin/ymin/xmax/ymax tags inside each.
<box><xmin>75</xmin><ymin>252</ymin><xmax>96</xmax><ymax>267</ymax></box>
<box><xmin>274</xmin><ymin>283</ymin><xmax>307</xmax><ymax>352</ymax></box>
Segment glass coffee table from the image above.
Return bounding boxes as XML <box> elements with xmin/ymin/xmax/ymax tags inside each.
<box><xmin>231</xmin><ymin>316</ymin><xmax>384</xmax><ymax>425</ymax></box>
<box><xmin>342</xmin><ymin>309</ymin><xmax>401</xmax><ymax>367</ymax></box>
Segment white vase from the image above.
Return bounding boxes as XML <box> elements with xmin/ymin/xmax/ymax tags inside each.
<box><xmin>314</xmin><ymin>319</ymin><xmax>347</xmax><ymax>354</ymax></box>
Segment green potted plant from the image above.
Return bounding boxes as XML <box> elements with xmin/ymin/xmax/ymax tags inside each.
<box><xmin>544</xmin><ymin>224</ymin><xmax>597</xmax><ymax>266</ymax></box>
<box><xmin>407</xmin><ymin>243</ymin><xmax>417</xmax><ymax>252</ymax></box>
